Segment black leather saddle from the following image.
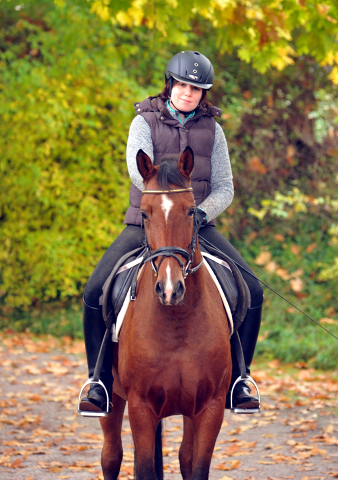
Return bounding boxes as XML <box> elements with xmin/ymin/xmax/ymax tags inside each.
<box><xmin>102</xmin><ymin>238</ymin><xmax>250</xmax><ymax>336</ymax></box>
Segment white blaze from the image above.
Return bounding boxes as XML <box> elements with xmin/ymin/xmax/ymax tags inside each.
<box><xmin>164</xmin><ymin>263</ymin><xmax>174</xmax><ymax>301</ymax></box>
<box><xmin>161</xmin><ymin>194</ymin><xmax>174</xmax><ymax>225</ymax></box>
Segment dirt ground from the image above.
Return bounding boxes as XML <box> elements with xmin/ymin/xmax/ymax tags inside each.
<box><xmin>1</xmin><ymin>332</ymin><xmax>338</xmax><ymax>480</ymax></box>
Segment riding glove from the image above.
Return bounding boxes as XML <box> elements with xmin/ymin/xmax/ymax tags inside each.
<box><xmin>195</xmin><ymin>207</ymin><xmax>208</xmax><ymax>231</ymax></box>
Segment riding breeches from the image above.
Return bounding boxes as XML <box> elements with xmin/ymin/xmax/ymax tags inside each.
<box><xmin>84</xmin><ymin>224</ymin><xmax>263</xmax><ymax>308</ymax></box>
<box><xmin>84</xmin><ymin>225</ymin><xmax>145</xmax><ymax>307</ymax></box>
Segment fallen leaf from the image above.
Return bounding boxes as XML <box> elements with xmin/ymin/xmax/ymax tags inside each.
<box><xmin>256</xmin><ymin>251</ymin><xmax>272</xmax><ymax>266</ymax></box>
<box><xmin>276</xmin><ymin>268</ymin><xmax>290</xmax><ymax>280</ymax></box>
<box><xmin>264</xmin><ymin>261</ymin><xmax>278</xmax><ymax>273</ymax></box>
<box><xmin>290</xmin><ymin>277</ymin><xmax>303</xmax><ymax>292</ymax></box>
<box><xmin>291</xmin><ymin>245</ymin><xmax>300</xmax><ymax>255</ymax></box>
<box><xmin>306</xmin><ymin>243</ymin><xmax>317</xmax><ymax>253</ymax></box>
<box><xmin>248</xmin><ymin>156</ymin><xmax>267</xmax><ymax>174</ymax></box>
<box><xmin>287</xmin><ymin>145</ymin><xmax>296</xmax><ymax>157</ymax></box>
<box><xmin>222</xmin><ymin>445</ymin><xmax>240</xmax><ymax>456</ymax></box>
<box><xmin>215</xmin><ymin>460</ymin><xmax>240</xmax><ymax>470</ymax></box>
<box><xmin>274</xmin><ymin>234</ymin><xmax>285</xmax><ymax>242</ymax></box>
<box><xmin>290</xmin><ymin>268</ymin><xmax>304</xmax><ymax>278</ymax></box>
<box><xmin>9</xmin><ymin>458</ymin><xmax>24</xmax><ymax>468</ymax></box>
<box><xmin>320</xmin><ymin>318</ymin><xmax>338</xmax><ymax>325</ymax></box>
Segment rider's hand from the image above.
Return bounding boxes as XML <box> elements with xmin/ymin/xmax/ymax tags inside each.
<box><xmin>195</xmin><ymin>207</ymin><xmax>208</xmax><ymax>231</ymax></box>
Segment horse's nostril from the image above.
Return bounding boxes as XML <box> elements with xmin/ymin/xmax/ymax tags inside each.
<box><xmin>155</xmin><ymin>281</ymin><xmax>164</xmax><ymax>297</ymax></box>
<box><xmin>175</xmin><ymin>281</ymin><xmax>185</xmax><ymax>298</ymax></box>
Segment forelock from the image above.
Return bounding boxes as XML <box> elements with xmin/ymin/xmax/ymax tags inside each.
<box><xmin>157</xmin><ymin>159</ymin><xmax>189</xmax><ymax>190</ymax></box>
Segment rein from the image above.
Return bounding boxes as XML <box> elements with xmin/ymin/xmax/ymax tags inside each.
<box><xmin>141</xmin><ymin>187</ymin><xmax>203</xmax><ymax>279</ymax></box>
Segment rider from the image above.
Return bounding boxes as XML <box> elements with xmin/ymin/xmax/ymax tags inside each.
<box><xmin>79</xmin><ymin>50</ymin><xmax>263</xmax><ymax>415</ymax></box>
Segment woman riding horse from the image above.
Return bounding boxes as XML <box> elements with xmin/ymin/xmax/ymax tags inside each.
<box><xmin>79</xmin><ymin>50</ymin><xmax>264</xmax><ymax>415</ymax></box>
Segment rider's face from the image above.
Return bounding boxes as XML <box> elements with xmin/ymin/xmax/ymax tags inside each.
<box><xmin>170</xmin><ymin>82</ymin><xmax>203</xmax><ymax>112</ymax></box>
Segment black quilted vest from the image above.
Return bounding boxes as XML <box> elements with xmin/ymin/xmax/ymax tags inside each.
<box><xmin>124</xmin><ymin>96</ymin><xmax>222</xmax><ymax>226</ymax></box>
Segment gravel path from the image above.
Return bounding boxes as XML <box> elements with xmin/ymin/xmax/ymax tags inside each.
<box><xmin>1</xmin><ymin>332</ymin><xmax>338</xmax><ymax>480</ymax></box>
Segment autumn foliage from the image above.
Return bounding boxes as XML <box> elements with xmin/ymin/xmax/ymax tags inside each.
<box><xmin>0</xmin><ymin>0</ymin><xmax>338</xmax><ymax>368</ymax></box>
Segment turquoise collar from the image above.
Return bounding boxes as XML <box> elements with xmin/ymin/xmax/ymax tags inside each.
<box><xmin>166</xmin><ymin>100</ymin><xmax>195</xmax><ymax>124</ymax></box>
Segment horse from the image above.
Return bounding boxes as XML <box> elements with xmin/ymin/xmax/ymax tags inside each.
<box><xmin>99</xmin><ymin>146</ymin><xmax>232</xmax><ymax>480</ymax></box>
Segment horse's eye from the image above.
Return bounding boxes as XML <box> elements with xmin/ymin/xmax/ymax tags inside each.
<box><xmin>187</xmin><ymin>208</ymin><xmax>195</xmax><ymax>217</ymax></box>
<box><xmin>141</xmin><ymin>211</ymin><xmax>149</xmax><ymax>220</ymax></box>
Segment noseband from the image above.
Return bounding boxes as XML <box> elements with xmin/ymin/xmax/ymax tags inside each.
<box><xmin>141</xmin><ymin>187</ymin><xmax>203</xmax><ymax>279</ymax></box>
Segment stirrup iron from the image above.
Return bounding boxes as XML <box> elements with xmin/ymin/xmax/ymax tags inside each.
<box><xmin>230</xmin><ymin>375</ymin><xmax>261</xmax><ymax>414</ymax></box>
<box><xmin>77</xmin><ymin>378</ymin><xmax>110</xmax><ymax>417</ymax></box>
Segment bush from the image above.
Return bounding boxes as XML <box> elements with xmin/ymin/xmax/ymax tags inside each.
<box><xmin>0</xmin><ymin>2</ymin><xmax>147</xmax><ymax>307</ymax></box>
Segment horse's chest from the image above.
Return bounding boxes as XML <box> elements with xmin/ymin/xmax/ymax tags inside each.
<box><xmin>119</xmin><ymin>304</ymin><xmax>231</xmax><ymax>417</ymax></box>
<box><xmin>120</xmin><ymin>343</ymin><xmax>230</xmax><ymax>417</ymax></box>
<box><xmin>144</xmin><ymin>361</ymin><xmax>229</xmax><ymax>417</ymax></box>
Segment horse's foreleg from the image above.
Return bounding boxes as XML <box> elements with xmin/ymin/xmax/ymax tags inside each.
<box><xmin>189</xmin><ymin>395</ymin><xmax>226</xmax><ymax>480</ymax></box>
<box><xmin>179</xmin><ymin>416</ymin><xmax>194</xmax><ymax>480</ymax></box>
<box><xmin>99</xmin><ymin>392</ymin><xmax>126</xmax><ymax>480</ymax></box>
<box><xmin>128</xmin><ymin>396</ymin><xmax>159</xmax><ymax>480</ymax></box>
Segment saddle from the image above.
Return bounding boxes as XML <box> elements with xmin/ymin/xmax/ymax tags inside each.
<box><xmin>101</xmin><ymin>237</ymin><xmax>250</xmax><ymax>339</ymax></box>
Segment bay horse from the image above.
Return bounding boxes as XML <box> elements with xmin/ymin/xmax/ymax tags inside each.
<box><xmin>99</xmin><ymin>146</ymin><xmax>232</xmax><ymax>480</ymax></box>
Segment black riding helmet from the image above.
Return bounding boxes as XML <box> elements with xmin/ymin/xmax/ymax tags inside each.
<box><xmin>165</xmin><ymin>51</ymin><xmax>214</xmax><ymax>90</ymax></box>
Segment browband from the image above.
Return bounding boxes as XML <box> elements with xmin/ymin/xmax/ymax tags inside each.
<box><xmin>142</xmin><ymin>187</ymin><xmax>193</xmax><ymax>194</ymax></box>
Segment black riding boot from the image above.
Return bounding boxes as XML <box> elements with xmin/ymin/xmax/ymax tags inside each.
<box><xmin>226</xmin><ymin>302</ymin><xmax>263</xmax><ymax>412</ymax></box>
<box><xmin>79</xmin><ymin>299</ymin><xmax>114</xmax><ymax>414</ymax></box>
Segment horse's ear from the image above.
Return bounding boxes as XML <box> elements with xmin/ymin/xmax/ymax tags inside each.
<box><xmin>137</xmin><ymin>149</ymin><xmax>155</xmax><ymax>181</ymax></box>
<box><xmin>178</xmin><ymin>146</ymin><xmax>194</xmax><ymax>178</ymax></box>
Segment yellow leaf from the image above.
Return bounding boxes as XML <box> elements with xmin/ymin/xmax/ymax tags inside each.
<box><xmin>255</xmin><ymin>251</ymin><xmax>272</xmax><ymax>266</ymax></box>
<box><xmin>290</xmin><ymin>277</ymin><xmax>303</xmax><ymax>292</ymax></box>
<box><xmin>264</xmin><ymin>261</ymin><xmax>278</xmax><ymax>273</ymax></box>
<box><xmin>320</xmin><ymin>318</ymin><xmax>338</xmax><ymax>325</ymax></box>
<box><xmin>276</xmin><ymin>268</ymin><xmax>290</xmax><ymax>280</ymax></box>
<box><xmin>328</xmin><ymin>66</ymin><xmax>338</xmax><ymax>85</ymax></box>
<box><xmin>290</xmin><ymin>268</ymin><xmax>303</xmax><ymax>278</ymax></box>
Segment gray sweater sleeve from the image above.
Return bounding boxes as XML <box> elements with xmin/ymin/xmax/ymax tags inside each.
<box><xmin>126</xmin><ymin>116</ymin><xmax>234</xmax><ymax>220</ymax></box>
<box><xmin>126</xmin><ymin>115</ymin><xmax>154</xmax><ymax>191</ymax></box>
<box><xmin>198</xmin><ymin>122</ymin><xmax>234</xmax><ymax>221</ymax></box>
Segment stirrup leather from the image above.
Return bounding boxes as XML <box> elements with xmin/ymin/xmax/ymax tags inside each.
<box><xmin>77</xmin><ymin>378</ymin><xmax>110</xmax><ymax>417</ymax></box>
<box><xmin>230</xmin><ymin>375</ymin><xmax>261</xmax><ymax>414</ymax></box>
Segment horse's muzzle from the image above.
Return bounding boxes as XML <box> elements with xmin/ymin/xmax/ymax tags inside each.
<box><xmin>154</xmin><ymin>279</ymin><xmax>185</xmax><ymax>306</ymax></box>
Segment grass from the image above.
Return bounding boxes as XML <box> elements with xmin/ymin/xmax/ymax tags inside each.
<box><xmin>235</xmin><ymin>234</ymin><xmax>338</xmax><ymax>371</ymax></box>
<box><xmin>0</xmin><ymin>298</ymin><xmax>83</xmax><ymax>339</ymax></box>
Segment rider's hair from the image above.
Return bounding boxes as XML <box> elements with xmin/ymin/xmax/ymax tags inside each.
<box><xmin>159</xmin><ymin>79</ymin><xmax>212</xmax><ymax>109</ymax></box>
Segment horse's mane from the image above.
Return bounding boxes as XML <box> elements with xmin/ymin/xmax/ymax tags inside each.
<box><xmin>157</xmin><ymin>158</ymin><xmax>190</xmax><ymax>190</ymax></box>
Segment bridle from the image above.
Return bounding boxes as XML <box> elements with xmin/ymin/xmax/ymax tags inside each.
<box><xmin>141</xmin><ymin>187</ymin><xmax>203</xmax><ymax>279</ymax></box>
